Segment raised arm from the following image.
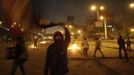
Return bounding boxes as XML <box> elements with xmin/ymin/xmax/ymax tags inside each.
<box><xmin>64</xmin><ymin>27</ymin><xmax>71</xmax><ymax>47</ymax></box>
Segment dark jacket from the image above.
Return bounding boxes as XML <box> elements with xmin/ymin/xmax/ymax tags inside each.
<box><xmin>44</xmin><ymin>27</ymin><xmax>70</xmax><ymax>75</ymax></box>
<box><xmin>13</xmin><ymin>42</ymin><xmax>28</xmax><ymax>62</ymax></box>
<box><xmin>118</xmin><ymin>38</ymin><xmax>125</xmax><ymax>47</ymax></box>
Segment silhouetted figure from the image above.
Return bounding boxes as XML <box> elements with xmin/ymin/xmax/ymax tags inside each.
<box><xmin>44</xmin><ymin>26</ymin><xmax>70</xmax><ymax>75</ymax></box>
<box><xmin>93</xmin><ymin>37</ymin><xmax>105</xmax><ymax>58</ymax></box>
<box><xmin>11</xmin><ymin>36</ymin><xmax>28</xmax><ymax>75</ymax></box>
<box><xmin>117</xmin><ymin>36</ymin><xmax>128</xmax><ymax>59</ymax></box>
<box><xmin>81</xmin><ymin>37</ymin><xmax>89</xmax><ymax>57</ymax></box>
<box><xmin>126</xmin><ymin>38</ymin><xmax>132</xmax><ymax>51</ymax></box>
<box><xmin>33</xmin><ymin>36</ymin><xmax>38</xmax><ymax>49</ymax></box>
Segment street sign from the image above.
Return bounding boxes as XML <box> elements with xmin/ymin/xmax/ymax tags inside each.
<box><xmin>95</xmin><ymin>22</ymin><xmax>103</xmax><ymax>27</ymax></box>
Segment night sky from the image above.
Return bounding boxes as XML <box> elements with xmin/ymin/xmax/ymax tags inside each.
<box><xmin>34</xmin><ymin>0</ymin><xmax>133</xmax><ymax>25</ymax></box>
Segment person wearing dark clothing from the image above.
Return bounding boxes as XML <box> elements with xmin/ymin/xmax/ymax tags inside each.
<box><xmin>11</xmin><ymin>36</ymin><xmax>28</xmax><ymax>75</ymax></box>
<box><xmin>33</xmin><ymin>36</ymin><xmax>38</xmax><ymax>49</ymax></box>
<box><xmin>44</xmin><ymin>26</ymin><xmax>70</xmax><ymax>75</ymax></box>
<box><xmin>126</xmin><ymin>39</ymin><xmax>132</xmax><ymax>51</ymax></box>
<box><xmin>117</xmin><ymin>36</ymin><xmax>128</xmax><ymax>59</ymax></box>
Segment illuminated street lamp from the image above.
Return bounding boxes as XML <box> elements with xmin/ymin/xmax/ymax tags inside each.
<box><xmin>91</xmin><ymin>5</ymin><xmax>97</xmax><ymax>11</ymax></box>
<box><xmin>77</xmin><ymin>30</ymin><xmax>81</xmax><ymax>34</ymax></box>
<box><xmin>69</xmin><ymin>25</ymin><xmax>72</xmax><ymax>29</ymax></box>
<box><xmin>100</xmin><ymin>6</ymin><xmax>104</xmax><ymax>10</ymax></box>
<box><xmin>99</xmin><ymin>16</ymin><xmax>104</xmax><ymax>20</ymax></box>
<box><xmin>130</xmin><ymin>28</ymin><xmax>134</xmax><ymax>32</ymax></box>
<box><xmin>100</xmin><ymin>16</ymin><xmax>108</xmax><ymax>39</ymax></box>
<box><xmin>65</xmin><ymin>24</ymin><xmax>73</xmax><ymax>29</ymax></box>
<box><xmin>129</xmin><ymin>3</ymin><xmax>134</xmax><ymax>8</ymax></box>
<box><xmin>90</xmin><ymin>5</ymin><xmax>105</xmax><ymax>21</ymax></box>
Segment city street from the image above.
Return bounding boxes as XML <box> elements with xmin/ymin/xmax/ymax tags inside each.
<box><xmin>1</xmin><ymin>0</ymin><xmax>134</xmax><ymax>75</ymax></box>
<box><xmin>1</xmin><ymin>41</ymin><xmax>134</xmax><ymax>75</ymax></box>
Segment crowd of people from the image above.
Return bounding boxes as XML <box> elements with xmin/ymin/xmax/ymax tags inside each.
<box><xmin>5</xmin><ymin>24</ymin><xmax>132</xmax><ymax>75</ymax></box>
<box><xmin>81</xmin><ymin>35</ymin><xmax>131</xmax><ymax>60</ymax></box>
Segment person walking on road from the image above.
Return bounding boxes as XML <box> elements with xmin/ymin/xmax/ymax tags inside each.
<box><xmin>33</xmin><ymin>36</ymin><xmax>38</xmax><ymax>50</ymax></box>
<box><xmin>117</xmin><ymin>36</ymin><xmax>128</xmax><ymax>60</ymax></box>
<box><xmin>81</xmin><ymin>37</ymin><xmax>89</xmax><ymax>57</ymax></box>
<box><xmin>11</xmin><ymin>36</ymin><xmax>28</xmax><ymax>75</ymax></box>
<box><xmin>44</xmin><ymin>26</ymin><xmax>71</xmax><ymax>75</ymax></box>
<box><xmin>93</xmin><ymin>37</ymin><xmax>105</xmax><ymax>58</ymax></box>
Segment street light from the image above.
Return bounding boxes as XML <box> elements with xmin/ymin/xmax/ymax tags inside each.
<box><xmin>129</xmin><ymin>3</ymin><xmax>134</xmax><ymax>9</ymax></box>
<box><xmin>130</xmin><ymin>28</ymin><xmax>134</xmax><ymax>32</ymax></box>
<box><xmin>90</xmin><ymin>5</ymin><xmax>105</xmax><ymax>21</ymax></box>
<box><xmin>91</xmin><ymin>5</ymin><xmax>97</xmax><ymax>11</ymax></box>
<box><xmin>100</xmin><ymin>16</ymin><xmax>108</xmax><ymax>39</ymax></box>
<box><xmin>77</xmin><ymin>30</ymin><xmax>81</xmax><ymax>34</ymax></box>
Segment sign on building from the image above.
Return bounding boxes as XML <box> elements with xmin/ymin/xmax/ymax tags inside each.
<box><xmin>95</xmin><ymin>22</ymin><xmax>103</xmax><ymax>27</ymax></box>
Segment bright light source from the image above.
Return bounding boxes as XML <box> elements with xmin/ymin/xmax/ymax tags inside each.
<box><xmin>78</xmin><ymin>30</ymin><xmax>81</xmax><ymax>34</ymax></box>
<box><xmin>130</xmin><ymin>3</ymin><xmax>134</xmax><ymax>8</ymax></box>
<box><xmin>40</xmin><ymin>41</ymin><xmax>47</xmax><ymax>44</ymax></box>
<box><xmin>29</xmin><ymin>44</ymin><xmax>34</xmax><ymax>49</ymax></box>
<box><xmin>107</xmin><ymin>25</ymin><xmax>112</xmax><ymax>28</ymax></box>
<box><xmin>69</xmin><ymin>25</ymin><xmax>72</xmax><ymax>28</ymax></box>
<box><xmin>130</xmin><ymin>28</ymin><xmax>134</xmax><ymax>32</ymax></box>
<box><xmin>0</xmin><ymin>21</ymin><xmax>2</xmax><ymax>25</ymax></box>
<box><xmin>91</xmin><ymin>5</ymin><xmax>97</xmax><ymax>11</ymax></box>
<box><xmin>100</xmin><ymin>16</ymin><xmax>104</xmax><ymax>20</ymax></box>
<box><xmin>100</xmin><ymin>6</ymin><xmax>104</xmax><ymax>10</ymax></box>
<box><xmin>34</xmin><ymin>46</ymin><xmax>37</xmax><ymax>49</ymax></box>
<box><xmin>68</xmin><ymin>43</ymin><xmax>81</xmax><ymax>53</ymax></box>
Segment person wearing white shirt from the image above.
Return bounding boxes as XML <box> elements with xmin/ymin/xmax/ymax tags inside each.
<box><xmin>81</xmin><ymin>37</ymin><xmax>89</xmax><ymax>57</ymax></box>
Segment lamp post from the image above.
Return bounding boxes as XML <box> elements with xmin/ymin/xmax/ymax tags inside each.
<box><xmin>90</xmin><ymin>5</ymin><xmax>104</xmax><ymax>21</ymax></box>
<box><xmin>100</xmin><ymin>16</ymin><xmax>108</xmax><ymax>39</ymax></box>
<box><xmin>90</xmin><ymin>5</ymin><xmax>105</xmax><ymax>37</ymax></box>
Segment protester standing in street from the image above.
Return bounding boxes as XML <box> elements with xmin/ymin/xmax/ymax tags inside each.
<box><xmin>81</xmin><ymin>37</ymin><xmax>89</xmax><ymax>57</ymax></box>
<box><xmin>117</xmin><ymin>36</ymin><xmax>128</xmax><ymax>60</ymax></box>
<box><xmin>33</xmin><ymin>36</ymin><xmax>38</xmax><ymax>50</ymax></box>
<box><xmin>93</xmin><ymin>37</ymin><xmax>105</xmax><ymax>58</ymax></box>
<box><xmin>11</xmin><ymin>36</ymin><xmax>28</xmax><ymax>75</ymax></box>
<box><xmin>44</xmin><ymin>25</ymin><xmax>70</xmax><ymax>75</ymax></box>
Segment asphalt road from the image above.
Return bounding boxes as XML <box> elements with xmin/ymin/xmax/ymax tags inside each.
<box><xmin>1</xmin><ymin>42</ymin><xmax>134</xmax><ymax>75</ymax></box>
